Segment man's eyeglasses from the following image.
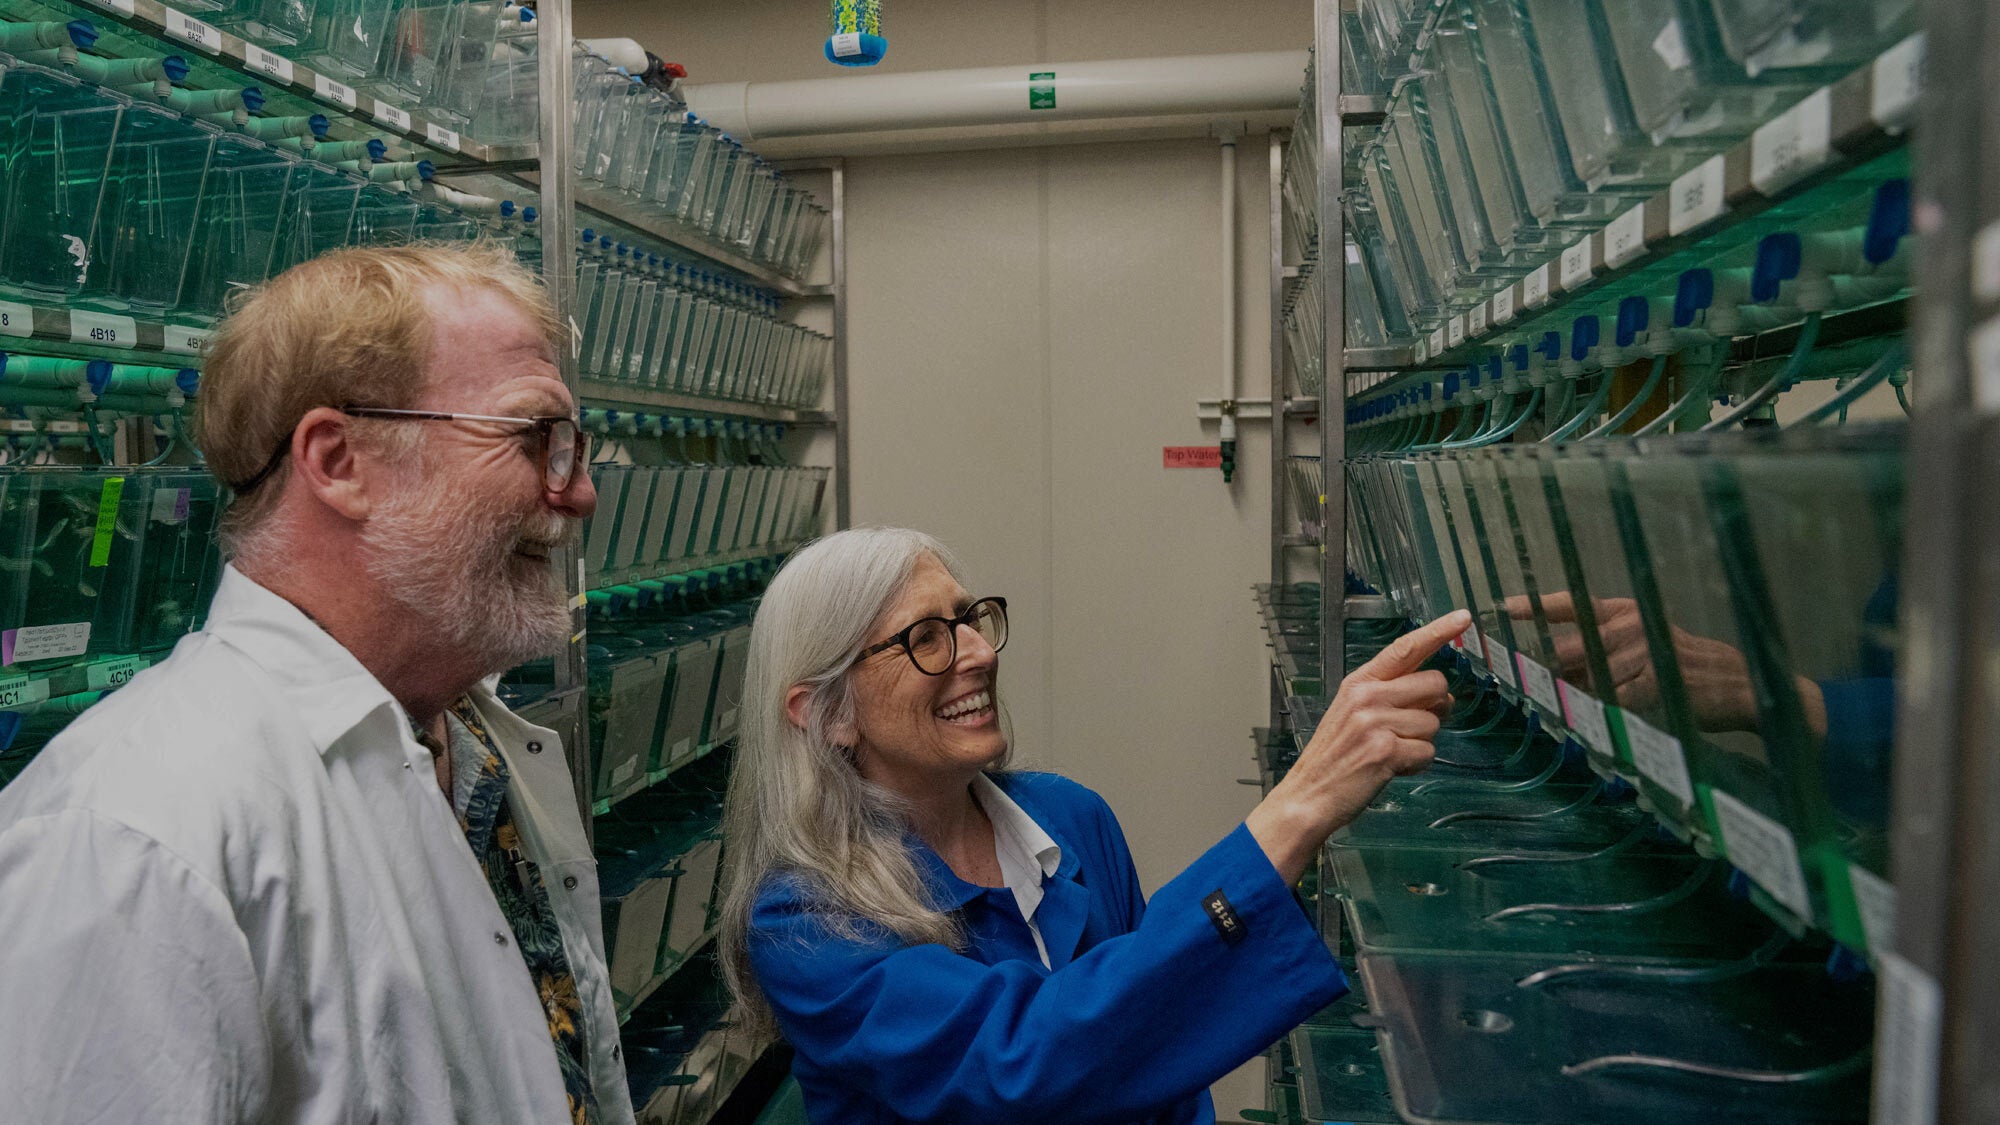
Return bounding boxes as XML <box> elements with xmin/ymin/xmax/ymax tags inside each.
<box><xmin>229</xmin><ymin>407</ymin><xmax>589</xmax><ymax>495</ymax></box>
<box><xmin>860</xmin><ymin>597</ymin><xmax>1008</xmax><ymax>676</ymax></box>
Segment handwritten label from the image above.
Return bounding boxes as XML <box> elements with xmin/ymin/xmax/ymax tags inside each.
<box><xmin>1559</xmin><ymin>236</ymin><xmax>1595</xmax><ymax>290</ymax></box>
<box><xmin>1849</xmin><ymin>863</ymin><xmax>1896</xmax><ymax>955</ymax></box>
<box><xmin>1558</xmin><ymin>679</ymin><xmax>1613</xmax><ymax>759</ymax></box>
<box><xmin>1522</xmin><ymin>264</ymin><xmax>1550</xmax><ymax>309</ymax></box>
<box><xmin>162</xmin><ymin>8</ymin><xmax>222</xmax><ymax>52</ymax></box>
<box><xmin>1751</xmin><ymin>87</ymin><xmax>1832</xmax><ymax>196</ymax></box>
<box><xmin>89</xmin><ymin>476</ymin><xmax>125</xmax><ymax>567</ymax></box>
<box><xmin>0</xmin><ymin>301</ymin><xmax>32</xmax><ymax>339</ymax></box>
<box><xmin>1669</xmin><ymin>155</ymin><xmax>1727</xmax><ymax>236</ymax></box>
<box><xmin>1468</xmin><ymin>302</ymin><xmax>1488</xmax><ymax>337</ymax></box>
<box><xmin>244</xmin><ymin>43</ymin><xmax>295</xmax><ymax>84</ymax></box>
<box><xmin>372</xmin><ymin>100</ymin><xmax>412</xmax><ymax>131</ymax></box>
<box><xmin>85</xmin><ymin>654</ymin><xmax>147</xmax><ymax>690</ymax></box>
<box><xmin>1447</xmin><ymin>315</ymin><xmax>1465</xmax><ymax>347</ymax></box>
<box><xmin>3</xmin><ymin>623</ymin><xmax>91</xmax><ymax>666</ymax></box>
<box><xmin>1624</xmin><ymin>710</ymin><xmax>1693</xmax><ymax>806</ymax></box>
<box><xmin>0</xmin><ymin>672</ymin><xmax>50</xmax><ymax>708</ymax></box>
<box><xmin>424</xmin><ymin>122</ymin><xmax>461</xmax><ymax>152</ymax></box>
<box><xmin>1515</xmin><ymin>653</ymin><xmax>1561</xmax><ymax>715</ymax></box>
<box><xmin>1711</xmin><ymin>788</ymin><xmax>1812</xmax><ymax>920</ymax></box>
<box><xmin>1873</xmin><ymin>953</ymin><xmax>1942</xmax><ymax>1125</ymax></box>
<box><xmin>1490</xmin><ymin>287</ymin><xmax>1514</xmax><ymax>325</ymax></box>
<box><xmin>70</xmin><ymin>310</ymin><xmax>136</xmax><ymax>349</ymax></box>
<box><xmin>1871</xmin><ymin>33</ymin><xmax>1925</xmax><ymax>131</ymax></box>
<box><xmin>163</xmin><ymin>324</ymin><xmax>208</xmax><ymax>356</ymax></box>
<box><xmin>829</xmin><ymin>31</ymin><xmax>863</xmax><ymax>58</ymax></box>
<box><xmin>1162</xmin><ymin>445</ymin><xmax>1222</xmax><ymax>469</ymax></box>
<box><xmin>314</xmin><ymin>73</ymin><xmax>358</xmax><ymax>110</ymax></box>
<box><xmin>1970</xmin><ymin>313</ymin><xmax>2000</xmax><ymax>413</ymax></box>
<box><xmin>1604</xmin><ymin>203</ymin><xmax>1647</xmax><ymax>269</ymax></box>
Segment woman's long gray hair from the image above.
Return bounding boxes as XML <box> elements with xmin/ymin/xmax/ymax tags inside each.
<box><xmin>717</xmin><ymin>527</ymin><xmax>1008</xmax><ymax>1036</ymax></box>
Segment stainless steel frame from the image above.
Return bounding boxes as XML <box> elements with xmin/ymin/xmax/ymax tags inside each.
<box><xmin>1314</xmin><ymin>0</ymin><xmax>1348</xmax><ymax>681</ymax></box>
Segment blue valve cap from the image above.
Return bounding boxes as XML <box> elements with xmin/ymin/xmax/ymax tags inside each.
<box><xmin>1569</xmin><ymin>315</ymin><xmax>1600</xmax><ymax>361</ymax></box>
<box><xmin>1535</xmin><ymin>331</ymin><xmax>1562</xmax><ymax>361</ymax></box>
<box><xmin>1615</xmin><ymin>295</ymin><xmax>1650</xmax><ymax>348</ymax></box>
<box><xmin>1507</xmin><ymin>345</ymin><xmax>1528</xmax><ymax>372</ymax></box>
<box><xmin>306</xmin><ymin>112</ymin><xmax>330</xmax><ymax>138</ymax></box>
<box><xmin>161</xmin><ymin>55</ymin><xmax>190</xmax><ymax>84</ymax></box>
<box><xmin>499</xmin><ymin>199</ymin><xmax>516</xmax><ymax>217</ymax></box>
<box><xmin>66</xmin><ymin>19</ymin><xmax>97</xmax><ymax>49</ymax></box>
<box><xmin>175</xmin><ymin>368</ymin><xmax>199</xmax><ymax>396</ymax></box>
<box><xmin>85</xmin><ymin>359</ymin><xmax>114</xmax><ymax>396</ymax></box>
<box><xmin>1674</xmin><ymin>268</ymin><xmax>1714</xmax><ymax>328</ymax></box>
<box><xmin>1752</xmin><ymin>231</ymin><xmax>1802</xmax><ymax>303</ymax></box>
<box><xmin>521</xmin><ymin>206</ymin><xmax>537</xmax><ymax>223</ymax></box>
<box><xmin>1865</xmin><ymin>178</ymin><xmax>1911</xmax><ymax>265</ymax></box>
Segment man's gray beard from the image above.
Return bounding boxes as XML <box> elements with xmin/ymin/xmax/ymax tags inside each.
<box><xmin>360</xmin><ymin>464</ymin><xmax>575</xmax><ymax>677</ymax></box>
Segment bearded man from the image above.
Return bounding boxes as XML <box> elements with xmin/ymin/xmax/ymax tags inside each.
<box><xmin>0</xmin><ymin>244</ymin><xmax>634</xmax><ymax>1125</ymax></box>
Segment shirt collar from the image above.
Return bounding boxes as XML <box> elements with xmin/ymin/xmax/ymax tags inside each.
<box><xmin>200</xmin><ymin>565</ymin><xmax>472</xmax><ymax>760</ymax></box>
<box><xmin>971</xmin><ymin>772</ymin><xmax>1061</xmax><ymax>881</ymax></box>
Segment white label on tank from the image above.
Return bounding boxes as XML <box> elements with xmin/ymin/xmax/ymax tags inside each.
<box><xmin>1560</xmin><ymin>236</ymin><xmax>1595</xmax><ymax>290</ymax></box>
<box><xmin>162</xmin><ymin>8</ymin><xmax>222</xmax><ymax>53</ymax></box>
<box><xmin>372</xmin><ymin>100</ymin><xmax>412</xmax><ymax>131</ymax></box>
<box><xmin>1458</xmin><ymin>625</ymin><xmax>1481</xmax><ymax>658</ymax></box>
<box><xmin>1429</xmin><ymin>326</ymin><xmax>1446</xmax><ymax>355</ymax></box>
<box><xmin>1973</xmin><ymin>222</ymin><xmax>2000</xmax><ymax>302</ymax></box>
<box><xmin>163</xmin><ymin>324</ymin><xmax>208</xmax><ymax>355</ymax></box>
<box><xmin>1651</xmin><ymin>18</ymin><xmax>1691</xmax><ymax>70</ymax></box>
<box><xmin>1447</xmin><ymin>315</ymin><xmax>1465</xmax><ymax>347</ymax></box>
<box><xmin>0</xmin><ymin>301</ymin><xmax>33</xmax><ymax>339</ymax></box>
<box><xmin>1849</xmin><ymin>863</ymin><xmax>1896</xmax><ymax>954</ymax></box>
<box><xmin>1</xmin><ymin>420</ymin><xmax>32</xmax><ymax>434</ymax></box>
<box><xmin>1873</xmin><ymin>953</ymin><xmax>1942</xmax><ymax>1125</ymax></box>
<box><xmin>1523</xmin><ymin>264</ymin><xmax>1550</xmax><ymax>309</ymax></box>
<box><xmin>1970</xmin><ymin>313</ymin><xmax>2000</xmax><ymax>413</ymax></box>
<box><xmin>671</xmin><ymin>736</ymin><xmax>692</xmax><ymax>763</ymax></box>
<box><xmin>70</xmin><ymin>310</ymin><xmax>136</xmax><ymax>349</ymax></box>
<box><xmin>1490</xmin><ymin>287</ymin><xmax>1514</xmax><ymax>325</ymax></box>
<box><xmin>244</xmin><ymin>44</ymin><xmax>295</xmax><ymax>85</ymax></box>
<box><xmin>1669</xmin><ymin>156</ymin><xmax>1727</xmax><ymax>236</ymax></box>
<box><xmin>1515</xmin><ymin>653</ymin><xmax>1561</xmax><ymax>715</ymax></box>
<box><xmin>829</xmin><ymin>31</ymin><xmax>863</xmax><ymax>58</ymax></box>
<box><xmin>1604</xmin><ymin>203</ymin><xmax>1647</xmax><ymax>269</ymax></box>
<box><xmin>0</xmin><ymin>672</ymin><xmax>50</xmax><ymax>708</ymax></box>
<box><xmin>1468</xmin><ymin>302</ymin><xmax>1488</xmax><ymax>337</ymax></box>
<box><xmin>425</xmin><ymin>123</ymin><xmax>461</xmax><ymax>153</ymax></box>
<box><xmin>84</xmin><ymin>0</ymin><xmax>137</xmax><ymax>15</ymax></box>
<box><xmin>150</xmin><ymin>487</ymin><xmax>191</xmax><ymax>524</ymax></box>
<box><xmin>1871</xmin><ymin>33</ymin><xmax>1926</xmax><ymax>131</ymax></box>
<box><xmin>1558</xmin><ymin>679</ymin><xmax>1612</xmax><ymax>758</ymax></box>
<box><xmin>1484</xmin><ymin>635</ymin><xmax>1518</xmax><ymax>690</ymax></box>
<box><xmin>85</xmin><ymin>655</ymin><xmax>147</xmax><ymax>691</ymax></box>
<box><xmin>44</xmin><ymin>420</ymin><xmax>83</xmax><ymax>434</ymax></box>
<box><xmin>610</xmin><ymin>757</ymin><xmax>639</xmax><ymax>786</ymax></box>
<box><xmin>1751</xmin><ymin>87</ymin><xmax>1832</xmax><ymax>196</ymax></box>
<box><xmin>1623</xmin><ymin>710</ymin><xmax>1693</xmax><ymax>806</ymax></box>
<box><xmin>315</xmin><ymin>73</ymin><xmax>357</xmax><ymax>110</ymax></box>
<box><xmin>1415</xmin><ymin>336</ymin><xmax>1429</xmax><ymax>363</ymax></box>
<box><xmin>1711</xmin><ymin>788</ymin><xmax>1812</xmax><ymax>919</ymax></box>
<box><xmin>4</xmin><ymin>623</ymin><xmax>91</xmax><ymax>666</ymax></box>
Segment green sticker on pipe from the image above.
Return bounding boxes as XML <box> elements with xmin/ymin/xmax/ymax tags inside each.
<box><xmin>88</xmin><ymin>476</ymin><xmax>124</xmax><ymax>567</ymax></box>
<box><xmin>1029</xmin><ymin>71</ymin><xmax>1055</xmax><ymax>110</ymax></box>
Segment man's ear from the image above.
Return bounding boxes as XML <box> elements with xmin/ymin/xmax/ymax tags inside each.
<box><xmin>291</xmin><ymin>406</ymin><xmax>374</xmax><ymax>520</ymax></box>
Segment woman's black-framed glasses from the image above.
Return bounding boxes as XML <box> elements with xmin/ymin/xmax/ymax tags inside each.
<box><xmin>861</xmin><ymin>596</ymin><xmax>1008</xmax><ymax>676</ymax></box>
<box><xmin>229</xmin><ymin>406</ymin><xmax>588</xmax><ymax>495</ymax></box>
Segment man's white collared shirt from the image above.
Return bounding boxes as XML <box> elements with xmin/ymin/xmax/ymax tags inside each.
<box><xmin>972</xmin><ymin>772</ymin><xmax>1063</xmax><ymax>968</ymax></box>
<box><xmin>0</xmin><ymin>566</ymin><xmax>635</xmax><ymax>1124</ymax></box>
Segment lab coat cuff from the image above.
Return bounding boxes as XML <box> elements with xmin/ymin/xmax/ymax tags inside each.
<box><xmin>1195</xmin><ymin>822</ymin><xmax>1349</xmax><ymax>1001</ymax></box>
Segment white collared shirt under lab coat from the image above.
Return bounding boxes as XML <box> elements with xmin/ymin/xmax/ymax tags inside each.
<box><xmin>970</xmin><ymin>771</ymin><xmax>1063</xmax><ymax>967</ymax></box>
<box><xmin>0</xmin><ymin>566</ymin><xmax>636</xmax><ymax>1125</ymax></box>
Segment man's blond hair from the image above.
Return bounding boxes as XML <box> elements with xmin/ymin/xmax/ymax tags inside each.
<box><xmin>196</xmin><ymin>241</ymin><xmax>562</xmax><ymax>557</ymax></box>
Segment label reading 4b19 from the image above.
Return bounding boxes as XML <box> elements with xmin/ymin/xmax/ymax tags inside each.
<box><xmin>71</xmin><ymin>310</ymin><xmax>137</xmax><ymax>349</ymax></box>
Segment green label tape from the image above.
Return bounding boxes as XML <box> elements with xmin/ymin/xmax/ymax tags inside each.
<box><xmin>89</xmin><ymin>476</ymin><xmax>125</xmax><ymax>567</ymax></box>
<box><xmin>1029</xmin><ymin>71</ymin><xmax>1056</xmax><ymax>110</ymax></box>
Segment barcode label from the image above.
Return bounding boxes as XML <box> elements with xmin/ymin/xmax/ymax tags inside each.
<box><xmin>162</xmin><ymin>8</ymin><xmax>222</xmax><ymax>53</ymax></box>
<box><xmin>1429</xmin><ymin>326</ymin><xmax>1446</xmax><ymax>355</ymax></box>
<box><xmin>0</xmin><ymin>672</ymin><xmax>49</xmax><ymax>708</ymax></box>
<box><xmin>372</xmin><ymin>100</ymin><xmax>413</xmax><ymax>131</ymax></box>
<box><xmin>82</xmin><ymin>0</ymin><xmax>136</xmax><ymax>15</ymax></box>
<box><xmin>1484</xmin><ymin>634</ymin><xmax>1518</xmax><ymax>690</ymax></box>
<box><xmin>425</xmin><ymin>122</ymin><xmax>461</xmax><ymax>152</ymax></box>
<box><xmin>1624</xmin><ymin>710</ymin><xmax>1694</xmax><ymax>806</ymax></box>
<box><xmin>85</xmin><ymin>655</ymin><xmax>147</xmax><ymax>691</ymax></box>
<box><xmin>1604</xmin><ymin>203</ymin><xmax>1647</xmax><ymax>269</ymax></box>
<box><xmin>1523</xmin><ymin>264</ymin><xmax>1550</xmax><ymax>309</ymax></box>
<box><xmin>315</xmin><ymin>73</ymin><xmax>358</xmax><ymax>109</ymax></box>
<box><xmin>1669</xmin><ymin>155</ymin><xmax>1727</xmax><ymax>236</ymax></box>
<box><xmin>1560</xmin><ymin>236</ymin><xmax>1595</xmax><ymax>290</ymax></box>
<box><xmin>1751</xmin><ymin>87</ymin><xmax>1832</xmax><ymax>196</ymax></box>
<box><xmin>1711</xmin><ymin>788</ymin><xmax>1813</xmax><ymax>920</ymax></box>
<box><xmin>244</xmin><ymin>44</ymin><xmax>295</xmax><ymax>84</ymax></box>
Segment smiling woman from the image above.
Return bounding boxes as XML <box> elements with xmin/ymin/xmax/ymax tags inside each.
<box><xmin>715</xmin><ymin>527</ymin><xmax>1467</xmax><ymax>1125</ymax></box>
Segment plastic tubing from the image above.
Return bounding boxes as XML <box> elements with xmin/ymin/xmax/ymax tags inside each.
<box><xmin>241</xmin><ymin>114</ymin><xmax>322</xmax><ymax>140</ymax></box>
<box><xmin>1543</xmin><ymin>370</ymin><xmax>1618</xmax><ymax>444</ymax></box>
<box><xmin>74</xmin><ymin>54</ymin><xmax>181</xmax><ymax>86</ymax></box>
<box><xmin>1790</xmin><ymin>343</ymin><xmax>1908</xmax><ymax>427</ymax></box>
<box><xmin>1702</xmin><ymin>311</ymin><xmax>1823</xmax><ymax>431</ymax></box>
<box><xmin>1446</xmin><ymin>388</ymin><xmax>1543</xmax><ymax>449</ymax></box>
<box><xmin>1636</xmin><ymin>350</ymin><xmax>1728</xmax><ymax>437</ymax></box>
<box><xmin>0</xmin><ymin>21</ymin><xmax>79</xmax><ymax>51</ymax></box>
<box><xmin>0</xmin><ymin>355</ymin><xmax>89</xmax><ymax>389</ymax></box>
<box><xmin>1582</xmin><ymin>355</ymin><xmax>1668</xmax><ymax>440</ymax></box>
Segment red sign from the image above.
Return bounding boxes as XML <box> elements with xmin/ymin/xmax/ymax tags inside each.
<box><xmin>1163</xmin><ymin>446</ymin><xmax>1223</xmax><ymax>469</ymax></box>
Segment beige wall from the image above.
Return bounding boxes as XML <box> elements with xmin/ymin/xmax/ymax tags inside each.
<box><xmin>577</xmin><ymin>3</ymin><xmax>1313</xmax><ymax>1118</ymax></box>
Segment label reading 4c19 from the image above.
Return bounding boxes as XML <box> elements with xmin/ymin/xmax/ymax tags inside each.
<box><xmin>85</xmin><ymin>655</ymin><xmax>147</xmax><ymax>691</ymax></box>
<box><xmin>70</xmin><ymin>310</ymin><xmax>137</xmax><ymax>349</ymax></box>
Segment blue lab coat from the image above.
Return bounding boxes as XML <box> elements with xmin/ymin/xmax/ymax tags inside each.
<box><xmin>748</xmin><ymin>771</ymin><xmax>1349</xmax><ymax>1124</ymax></box>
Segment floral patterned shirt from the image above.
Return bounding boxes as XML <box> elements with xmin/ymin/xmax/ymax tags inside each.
<box><xmin>417</xmin><ymin>698</ymin><xmax>600</xmax><ymax>1125</ymax></box>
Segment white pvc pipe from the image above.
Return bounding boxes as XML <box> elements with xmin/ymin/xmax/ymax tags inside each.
<box><xmin>685</xmin><ymin>50</ymin><xmax>1309</xmax><ymax>140</ymax></box>
<box><xmin>1221</xmin><ymin>135</ymin><xmax>1238</xmax><ymax>409</ymax></box>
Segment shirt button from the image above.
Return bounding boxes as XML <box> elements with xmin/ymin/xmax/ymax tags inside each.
<box><xmin>563</xmin><ymin>875</ymin><xmax>579</xmax><ymax>890</ymax></box>
<box><xmin>494</xmin><ymin>932</ymin><xmax>508</xmax><ymax>947</ymax></box>
<box><xmin>526</xmin><ymin>740</ymin><xmax>543</xmax><ymax>754</ymax></box>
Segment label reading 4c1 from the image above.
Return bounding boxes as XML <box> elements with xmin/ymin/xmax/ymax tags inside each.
<box><xmin>0</xmin><ymin>672</ymin><xmax>50</xmax><ymax>709</ymax></box>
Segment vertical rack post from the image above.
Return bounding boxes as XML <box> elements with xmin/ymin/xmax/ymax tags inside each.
<box><xmin>534</xmin><ymin>0</ymin><xmax>591</xmax><ymax>828</ymax></box>
<box><xmin>1314</xmin><ymin>0</ymin><xmax>1348</xmax><ymax>683</ymax></box>
<box><xmin>1269</xmin><ymin>131</ymin><xmax>1288</xmax><ymax>587</ymax></box>
<box><xmin>830</xmin><ymin>159</ymin><xmax>852</xmax><ymax>530</ymax></box>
